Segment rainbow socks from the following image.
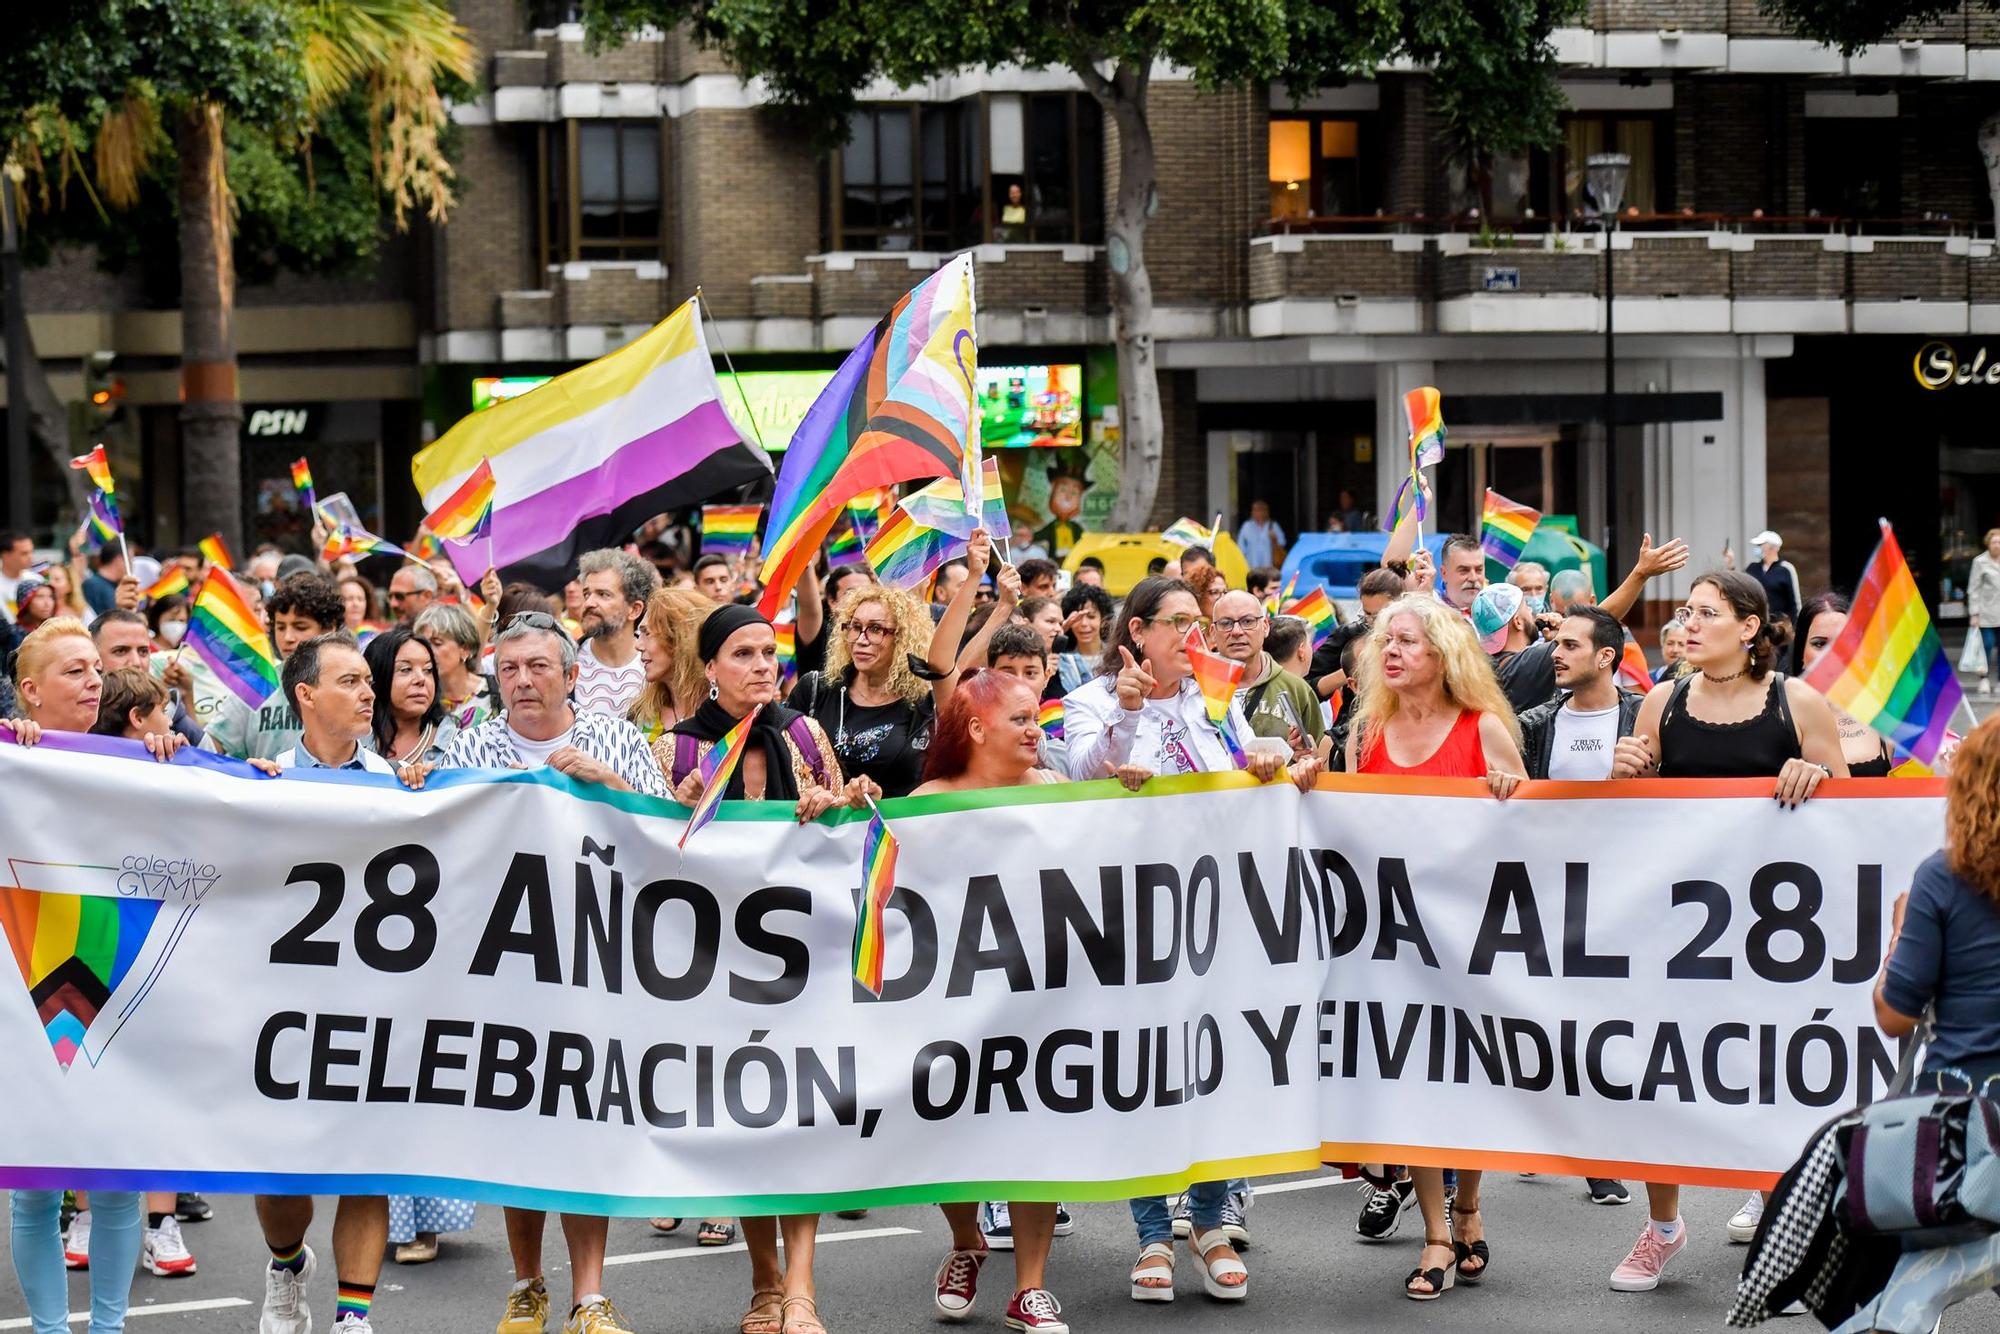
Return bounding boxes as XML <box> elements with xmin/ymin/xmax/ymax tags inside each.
<box><xmin>335</xmin><ymin>1281</ymin><xmax>374</xmax><ymax>1325</ymax></box>
<box><xmin>269</xmin><ymin>1241</ymin><xmax>307</xmax><ymax>1275</ymax></box>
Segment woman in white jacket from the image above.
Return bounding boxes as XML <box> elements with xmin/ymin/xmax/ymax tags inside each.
<box><xmin>1970</xmin><ymin>528</ymin><xmax>2000</xmax><ymax>695</ymax></box>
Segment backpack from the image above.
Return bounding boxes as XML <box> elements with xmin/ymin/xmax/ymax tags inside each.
<box><xmin>667</xmin><ymin>716</ymin><xmax>832</xmax><ymax>791</ymax></box>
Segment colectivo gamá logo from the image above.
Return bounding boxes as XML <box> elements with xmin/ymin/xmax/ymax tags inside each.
<box><xmin>0</xmin><ymin>853</ymin><xmax>214</xmax><ymax>1072</ymax></box>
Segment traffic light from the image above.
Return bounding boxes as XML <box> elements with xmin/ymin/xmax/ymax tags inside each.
<box><xmin>69</xmin><ymin>350</ymin><xmax>125</xmax><ymax>452</ymax></box>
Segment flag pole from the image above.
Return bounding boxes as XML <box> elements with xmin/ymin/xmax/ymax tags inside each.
<box><xmin>696</xmin><ymin>287</ymin><xmax>768</xmax><ymax>453</ymax></box>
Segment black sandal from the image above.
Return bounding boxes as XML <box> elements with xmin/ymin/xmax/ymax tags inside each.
<box><xmin>1404</xmin><ymin>1239</ymin><xmax>1457</xmax><ymax>1301</ymax></box>
<box><xmin>1450</xmin><ymin>1204</ymin><xmax>1490</xmax><ymax>1284</ymax></box>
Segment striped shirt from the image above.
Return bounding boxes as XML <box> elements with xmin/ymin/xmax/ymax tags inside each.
<box><xmin>573</xmin><ymin>640</ymin><xmax>645</xmax><ymax>717</ymax></box>
<box><xmin>437</xmin><ymin>708</ymin><xmax>669</xmax><ymax>798</ymax></box>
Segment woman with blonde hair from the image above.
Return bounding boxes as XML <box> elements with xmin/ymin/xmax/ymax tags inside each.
<box><xmin>1344</xmin><ymin>594</ymin><xmax>1526</xmax><ymax>1303</ymax></box>
<box><xmin>785</xmin><ymin>534</ymin><xmax>986</xmax><ymax>798</ymax></box>
<box><xmin>632</xmin><ymin>586</ymin><xmax>716</xmax><ymax>743</ymax></box>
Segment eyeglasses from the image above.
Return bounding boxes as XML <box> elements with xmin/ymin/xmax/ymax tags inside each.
<box><xmin>507</xmin><ymin>610</ymin><xmax>573</xmax><ymax>641</ymax></box>
<box><xmin>1147</xmin><ymin>614</ymin><xmax>1211</xmax><ymax>634</ymax></box>
<box><xmin>1212</xmin><ymin>615</ymin><xmax>1266</xmax><ymax>633</ymax></box>
<box><xmin>842</xmin><ymin>619</ymin><xmax>896</xmax><ymax>641</ymax></box>
<box><xmin>1675</xmin><ymin>605</ymin><xmax>1730</xmax><ymax>625</ymax></box>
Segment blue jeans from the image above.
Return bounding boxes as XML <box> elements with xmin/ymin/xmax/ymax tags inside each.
<box><xmin>10</xmin><ymin>1191</ymin><xmax>143</xmax><ymax>1334</ymax></box>
<box><xmin>1130</xmin><ymin>1179</ymin><xmax>1228</xmax><ymax>1245</ymax></box>
<box><xmin>1984</xmin><ymin>627</ymin><xmax>2000</xmax><ymax>678</ymax></box>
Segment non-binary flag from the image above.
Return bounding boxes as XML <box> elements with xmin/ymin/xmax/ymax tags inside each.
<box><xmin>852</xmin><ymin>808</ymin><xmax>900</xmax><ymax>997</ymax></box>
<box><xmin>197</xmin><ymin>534</ymin><xmax>234</xmax><ymax>571</ymax></box>
<box><xmin>678</xmin><ymin>704</ymin><xmax>761</xmax><ymax>850</ymax></box>
<box><xmin>1281</xmin><ymin>587</ymin><xmax>1337</xmax><ymax>651</ymax></box>
<box><xmin>700</xmin><ymin>503</ymin><xmax>763</xmax><ymax>560</ymax></box>
<box><xmin>185</xmin><ymin>570</ymin><xmax>280</xmax><ymax>710</ymax></box>
<box><xmin>756</xmin><ymin>255</ymin><xmax>979</xmax><ymax>617</ymax></box>
<box><xmin>1801</xmin><ymin>519</ymin><xmax>1963</xmax><ymax>767</ymax></box>
<box><xmin>864</xmin><ymin>508</ymin><xmax>967</xmax><ymax>591</ymax></box>
<box><xmin>1480</xmin><ymin>489</ymin><xmax>1542</xmax><ymax>571</ymax></box>
<box><xmin>423</xmin><ymin>458</ymin><xmax>496</xmax><ymax>543</ymax></box>
<box><xmin>896</xmin><ymin>456</ymin><xmax>1007</xmax><ymax>540</ymax></box>
<box><xmin>414</xmin><ymin>298</ymin><xmax>770</xmax><ymax>589</ymax></box>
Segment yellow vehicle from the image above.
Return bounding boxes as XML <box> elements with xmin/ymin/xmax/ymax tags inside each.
<box><xmin>1060</xmin><ymin>532</ymin><xmax>1249</xmax><ymax>596</ymax></box>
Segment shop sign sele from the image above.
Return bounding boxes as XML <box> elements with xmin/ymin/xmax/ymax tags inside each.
<box><xmin>1913</xmin><ymin>341</ymin><xmax>2000</xmax><ymax>389</ymax></box>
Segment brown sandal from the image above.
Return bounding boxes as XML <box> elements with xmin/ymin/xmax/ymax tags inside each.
<box><xmin>780</xmin><ymin>1295</ymin><xmax>827</xmax><ymax>1334</ymax></box>
<box><xmin>740</xmin><ymin>1289</ymin><xmax>783</xmax><ymax>1334</ymax></box>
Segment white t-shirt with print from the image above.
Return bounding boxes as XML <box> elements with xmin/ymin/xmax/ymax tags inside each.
<box><xmin>1547</xmin><ymin>702</ymin><xmax>1620</xmax><ymax>781</ymax></box>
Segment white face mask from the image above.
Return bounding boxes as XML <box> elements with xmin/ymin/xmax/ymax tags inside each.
<box><xmin>160</xmin><ymin>620</ymin><xmax>187</xmax><ymax>646</ymax></box>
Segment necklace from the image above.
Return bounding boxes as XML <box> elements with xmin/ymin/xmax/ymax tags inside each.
<box><xmin>1699</xmin><ymin>667</ymin><xmax>1745</xmax><ymax>684</ymax></box>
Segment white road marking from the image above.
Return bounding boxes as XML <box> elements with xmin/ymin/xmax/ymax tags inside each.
<box><xmin>1248</xmin><ymin>1174</ymin><xmax>1350</xmax><ymax>1198</ymax></box>
<box><xmin>605</xmin><ymin>1224</ymin><xmax>920</xmax><ymax>1267</ymax></box>
<box><xmin>0</xmin><ymin>1297</ymin><xmax>253</xmax><ymax>1328</ymax></box>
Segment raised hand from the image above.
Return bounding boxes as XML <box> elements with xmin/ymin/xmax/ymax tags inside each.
<box><xmin>1114</xmin><ymin>645</ymin><xmax>1156</xmax><ymax>711</ymax></box>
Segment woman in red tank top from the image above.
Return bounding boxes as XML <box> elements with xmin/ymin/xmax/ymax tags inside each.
<box><xmin>1343</xmin><ymin>595</ymin><xmax>1528</xmax><ymax>1303</ymax></box>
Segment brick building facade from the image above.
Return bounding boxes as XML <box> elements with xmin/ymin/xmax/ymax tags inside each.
<box><xmin>15</xmin><ymin>1</ymin><xmax>2000</xmax><ymax>608</ymax></box>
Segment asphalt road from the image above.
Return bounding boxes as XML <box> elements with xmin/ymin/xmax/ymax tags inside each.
<box><xmin>8</xmin><ymin>1172</ymin><xmax>2000</xmax><ymax>1333</ymax></box>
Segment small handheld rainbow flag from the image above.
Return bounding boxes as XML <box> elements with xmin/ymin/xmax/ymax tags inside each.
<box><xmin>322</xmin><ymin>521</ymin><xmax>406</xmax><ymax>566</ymax></box>
<box><xmin>701</xmin><ymin>503</ymin><xmax>763</xmax><ymax>560</ymax></box>
<box><xmin>198</xmin><ymin>534</ymin><xmax>234</xmax><ymax>571</ymax></box>
<box><xmin>290</xmin><ymin>457</ymin><xmax>317</xmax><ymax>516</ymax></box>
<box><xmin>679</xmin><ymin>703</ymin><xmax>761</xmax><ymax>849</ymax></box>
<box><xmin>826</xmin><ymin>517</ymin><xmax>866</xmax><ymax>562</ymax></box>
<box><xmin>1161</xmin><ymin>516</ymin><xmax>1214</xmax><ymax>549</ymax></box>
<box><xmin>773</xmin><ymin>620</ymin><xmax>798</xmax><ymax>685</ymax></box>
<box><xmin>143</xmin><ymin>568</ymin><xmax>191</xmax><ymax>603</ymax></box>
<box><xmin>897</xmin><ymin>455</ymin><xmax>1007</xmax><ymax>540</ymax></box>
<box><xmin>69</xmin><ymin>445</ymin><xmax>115</xmax><ymax>496</ymax></box>
<box><xmin>1616</xmin><ymin>639</ymin><xmax>1654</xmax><ymax>693</ymax></box>
<box><xmin>1802</xmin><ymin>519</ymin><xmax>1964</xmax><ymax>767</ymax></box>
<box><xmin>1183</xmin><ymin>626</ymin><xmax>1248</xmax><ymax>767</ymax></box>
<box><xmin>852</xmin><ymin>803</ymin><xmax>900</xmax><ymax>996</ymax></box>
<box><xmin>186</xmin><ymin>569</ymin><xmax>281</xmax><ymax>709</ymax></box>
<box><xmin>1268</xmin><ymin>569</ymin><xmax>1300</xmax><ymax>612</ymax></box>
<box><xmin>406</xmin><ymin>531</ymin><xmax>445</xmax><ymax>565</ymax></box>
<box><xmin>1480</xmin><ymin>489</ymin><xmax>1542</xmax><ymax>571</ymax></box>
<box><xmin>1038</xmin><ymin>698</ymin><xmax>1064</xmax><ymax>742</ymax></box>
<box><xmin>865</xmin><ymin>508</ymin><xmax>967</xmax><ymax>591</ymax></box>
<box><xmin>1381</xmin><ymin>472</ymin><xmax>1428</xmax><ymax>535</ymax></box>
<box><xmin>845</xmin><ymin>491</ymin><xmax>890</xmax><ymax>549</ymax></box>
<box><xmin>83</xmin><ymin>491</ymin><xmax>122</xmax><ymax>547</ymax></box>
<box><xmin>424</xmin><ymin>458</ymin><xmax>495</xmax><ymax>544</ymax></box>
<box><xmin>1404</xmin><ymin>387</ymin><xmax>1446</xmax><ymax>470</ymax></box>
<box><xmin>1281</xmin><ymin>587</ymin><xmax>1337</xmax><ymax>651</ymax></box>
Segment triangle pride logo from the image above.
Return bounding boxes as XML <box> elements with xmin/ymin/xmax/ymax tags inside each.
<box><xmin>0</xmin><ymin>856</ymin><xmax>210</xmax><ymax>1072</ymax></box>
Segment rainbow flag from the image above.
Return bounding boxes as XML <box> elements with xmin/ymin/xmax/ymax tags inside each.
<box><xmin>1281</xmin><ymin>587</ymin><xmax>1337</xmax><ymax>650</ymax></box>
<box><xmin>845</xmin><ymin>490</ymin><xmax>891</xmax><ymax>549</ymax></box>
<box><xmin>83</xmin><ymin>491</ymin><xmax>122</xmax><ymax>547</ymax></box>
<box><xmin>679</xmin><ymin>703</ymin><xmax>761</xmax><ymax>849</ymax></box>
<box><xmin>1161</xmin><ymin>517</ymin><xmax>1213</xmax><ymax>549</ymax></box>
<box><xmin>322</xmin><ymin>521</ymin><xmax>405</xmax><ymax>565</ymax></box>
<box><xmin>186</xmin><ymin>569</ymin><xmax>281</xmax><ymax>709</ymax></box>
<box><xmin>865</xmin><ymin>507</ymin><xmax>966</xmax><ymax>591</ymax></box>
<box><xmin>756</xmin><ymin>255</ymin><xmax>978</xmax><ymax>618</ymax></box>
<box><xmin>406</xmin><ymin>531</ymin><xmax>445</xmax><ymax>565</ymax></box>
<box><xmin>1381</xmin><ymin>472</ymin><xmax>1428</xmax><ymax>534</ymax></box>
<box><xmin>69</xmin><ymin>445</ymin><xmax>115</xmax><ymax>496</ymax></box>
<box><xmin>414</xmin><ymin>299</ymin><xmax>768</xmax><ymax>589</ymax></box>
<box><xmin>290</xmin><ymin>457</ymin><xmax>317</xmax><ymax>516</ymax></box>
<box><xmin>424</xmin><ymin>457</ymin><xmax>495</xmax><ymax>544</ymax></box>
<box><xmin>1617</xmin><ymin>639</ymin><xmax>1653</xmax><ymax>693</ymax></box>
<box><xmin>701</xmin><ymin>503</ymin><xmax>763</xmax><ymax>560</ymax></box>
<box><xmin>773</xmin><ymin>620</ymin><xmax>797</xmax><ymax>684</ymax></box>
<box><xmin>896</xmin><ymin>455</ymin><xmax>1007</xmax><ymax>540</ymax></box>
<box><xmin>142</xmin><ymin>568</ymin><xmax>190</xmax><ymax>603</ymax></box>
<box><xmin>1268</xmin><ymin>569</ymin><xmax>1299</xmax><ymax>612</ymax></box>
<box><xmin>1038</xmin><ymin>699</ymin><xmax>1064</xmax><ymax>742</ymax></box>
<box><xmin>1802</xmin><ymin>520</ymin><xmax>1963</xmax><ymax>767</ymax></box>
<box><xmin>197</xmin><ymin>534</ymin><xmax>234</xmax><ymax>571</ymax></box>
<box><xmin>1182</xmin><ymin>626</ymin><xmax>1248</xmax><ymax>767</ymax></box>
<box><xmin>852</xmin><ymin>807</ymin><xmax>900</xmax><ymax>996</ymax></box>
<box><xmin>826</xmin><ymin>517</ymin><xmax>866</xmax><ymax>562</ymax></box>
<box><xmin>1480</xmin><ymin>489</ymin><xmax>1542</xmax><ymax>570</ymax></box>
<box><xmin>1405</xmin><ymin>387</ymin><xmax>1446</xmax><ymax>470</ymax></box>
<box><xmin>0</xmin><ymin>884</ymin><xmax>168</xmax><ymax>1071</ymax></box>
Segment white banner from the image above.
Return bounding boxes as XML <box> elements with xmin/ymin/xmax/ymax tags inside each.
<box><xmin>0</xmin><ymin>737</ymin><xmax>1943</xmax><ymax>1209</ymax></box>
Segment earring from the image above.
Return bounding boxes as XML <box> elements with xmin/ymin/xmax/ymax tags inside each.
<box><xmin>708</xmin><ymin>680</ymin><xmax>719</xmax><ymax>700</ymax></box>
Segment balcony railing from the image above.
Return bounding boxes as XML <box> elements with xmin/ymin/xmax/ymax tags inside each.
<box><xmin>1262</xmin><ymin>212</ymin><xmax>1983</xmax><ymax>239</ymax></box>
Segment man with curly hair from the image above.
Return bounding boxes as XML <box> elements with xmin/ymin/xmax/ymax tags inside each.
<box><xmin>201</xmin><ymin>572</ymin><xmax>346</xmax><ymax>760</ymax></box>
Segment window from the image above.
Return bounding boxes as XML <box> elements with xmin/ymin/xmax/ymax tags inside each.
<box><xmin>1558</xmin><ymin>114</ymin><xmax>1670</xmax><ymax>219</ymax></box>
<box><xmin>538</xmin><ymin>121</ymin><xmax>662</xmax><ymax>266</ymax></box>
<box><xmin>830</xmin><ymin>95</ymin><xmax>1102</xmax><ymax>251</ymax></box>
<box><xmin>1805</xmin><ymin>120</ymin><xmax>1900</xmax><ymax>219</ymax></box>
<box><xmin>1267</xmin><ymin>115</ymin><xmax>1379</xmax><ymax>221</ymax></box>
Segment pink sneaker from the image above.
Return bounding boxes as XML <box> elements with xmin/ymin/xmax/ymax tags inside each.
<box><xmin>934</xmin><ymin>1246</ymin><xmax>987</xmax><ymax>1320</ymax></box>
<box><xmin>1005</xmin><ymin>1288</ymin><xmax>1069</xmax><ymax>1334</ymax></box>
<box><xmin>1609</xmin><ymin>1221</ymin><xmax>1687</xmax><ymax>1292</ymax></box>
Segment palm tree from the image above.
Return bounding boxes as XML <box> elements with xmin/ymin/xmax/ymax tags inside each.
<box><xmin>12</xmin><ymin>0</ymin><xmax>473</xmax><ymax>551</ymax></box>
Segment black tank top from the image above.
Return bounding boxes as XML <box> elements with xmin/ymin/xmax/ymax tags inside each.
<box><xmin>1848</xmin><ymin>745</ymin><xmax>1893</xmax><ymax>779</ymax></box>
<box><xmin>1658</xmin><ymin>673</ymin><xmax>1802</xmax><ymax>779</ymax></box>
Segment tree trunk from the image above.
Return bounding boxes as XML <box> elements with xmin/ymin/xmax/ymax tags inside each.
<box><xmin>1077</xmin><ymin>57</ymin><xmax>1164</xmax><ymax>533</ymax></box>
<box><xmin>176</xmin><ymin>102</ymin><xmax>243</xmax><ymax>552</ymax></box>
<box><xmin>0</xmin><ymin>326</ymin><xmax>92</xmax><ymax>517</ymax></box>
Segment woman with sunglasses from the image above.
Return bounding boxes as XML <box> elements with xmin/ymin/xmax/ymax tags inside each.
<box><xmin>909</xmin><ymin>670</ymin><xmax>1069</xmax><ymax>1331</ymax></box>
<box><xmin>786</xmin><ymin>533</ymin><xmax>985</xmax><ymax>799</ymax></box>
<box><xmin>1060</xmin><ymin>575</ymin><xmax>1318</xmax><ymax>1306</ymax></box>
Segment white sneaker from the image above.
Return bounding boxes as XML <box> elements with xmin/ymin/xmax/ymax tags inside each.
<box><xmin>331</xmin><ymin>1316</ymin><xmax>372</xmax><ymax>1334</ymax></box>
<box><xmin>261</xmin><ymin>1245</ymin><xmax>317</xmax><ymax>1334</ymax></box>
<box><xmin>1982</xmin><ymin>679</ymin><xmax>1994</xmax><ymax>697</ymax></box>
<box><xmin>143</xmin><ymin>1216</ymin><xmax>198</xmax><ymax>1276</ymax></box>
<box><xmin>1726</xmin><ymin>1193</ymin><xmax>1764</xmax><ymax>1244</ymax></box>
<box><xmin>63</xmin><ymin>1210</ymin><xmax>90</xmax><ymax>1269</ymax></box>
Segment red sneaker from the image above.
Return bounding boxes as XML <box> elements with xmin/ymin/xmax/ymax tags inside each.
<box><xmin>934</xmin><ymin>1246</ymin><xmax>987</xmax><ymax>1321</ymax></box>
<box><xmin>1006</xmin><ymin>1288</ymin><xmax>1069</xmax><ymax>1334</ymax></box>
